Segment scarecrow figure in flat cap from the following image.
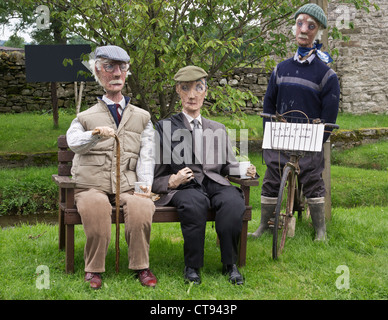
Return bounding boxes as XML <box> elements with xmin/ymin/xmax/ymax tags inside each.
<box><xmin>66</xmin><ymin>45</ymin><xmax>157</xmax><ymax>289</ymax></box>
<box><xmin>152</xmin><ymin>66</ymin><xmax>257</xmax><ymax>285</ymax></box>
<box><xmin>249</xmin><ymin>4</ymin><xmax>340</xmax><ymax>241</ymax></box>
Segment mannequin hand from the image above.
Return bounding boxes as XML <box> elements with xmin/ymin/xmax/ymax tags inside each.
<box><xmin>92</xmin><ymin>126</ymin><xmax>115</xmax><ymax>138</ymax></box>
<box><xmin>246</xmin><ymin>164</ymin><xmax>256</xmax><ymax>178</ymax></box>
<box><xmin>168</xmin><ymin>167</ymin><xmax>194</xmax><ymax>189</ymax></box>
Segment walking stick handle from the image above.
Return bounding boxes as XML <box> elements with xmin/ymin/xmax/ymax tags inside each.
<box><xmin>92</xmin><ymin>128</ymin><xmax>100</xmax><ymax>135</ymax></box>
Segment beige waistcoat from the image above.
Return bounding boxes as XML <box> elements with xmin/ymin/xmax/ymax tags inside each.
<box><xmin>71</xmin><ymin>99</ymin><xmax>151</xmax><ymax>194</ymax></box>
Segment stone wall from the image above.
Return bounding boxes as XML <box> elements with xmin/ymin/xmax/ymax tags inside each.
<box><xmin>1</xmin><ymin>0</ymin><xmax>387</xmax><ymax>115</ymax></box>
<box><xmin>0</xmin><ymin>50</ymin><xmax>105</xmax><ymax>113</ymax></box>
<box><xmin>0</xmin><ymin>51</ymin><xmax>269</xmax><ymax>115</ymax></box>
<box><xmin>208</xmin><ymin>68</ymin><xmax>270</xmax><ymax>114</ymax></box>
<box><xmin>329</xmin><ymin>0</ymin><xmax>388</xmax><ymax>114</ymax></box>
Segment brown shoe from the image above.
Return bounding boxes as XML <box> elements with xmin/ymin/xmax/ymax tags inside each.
<box><xmin>84</xmin><ymin>272</ymin><xmax>102</xmax><ymax>290</ymax></box>
<box><xmin>137</xmin><ymin>269</ymin><xmax>157</xmax><ymax>287</ymax></box>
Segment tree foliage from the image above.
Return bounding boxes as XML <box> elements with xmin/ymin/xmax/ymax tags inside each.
<box><xmin>50</xmin><ymin>0</ymin><xmax>309</xmax><ymax>121</ymax></box>
<box><xmin>1</xmin><ymin>0</ymin><xmax>379</xmax><ymax>121</ymax></box>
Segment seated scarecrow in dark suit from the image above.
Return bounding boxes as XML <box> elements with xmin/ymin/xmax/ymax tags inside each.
<box><xmin>152</xmin><ymin>66</ymin><xmax>256</xmax><ymax>285</ymax></box>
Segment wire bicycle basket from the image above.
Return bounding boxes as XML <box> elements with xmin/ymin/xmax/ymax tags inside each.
<box><xmin>262</xmin><ymin>113</ymin><xmax>325</xmax><ymax>153</ymax></box>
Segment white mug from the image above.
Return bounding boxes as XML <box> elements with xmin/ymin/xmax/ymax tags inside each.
<box><xmin>134</xmin><ymin>181</ymin><xmax>147</xmax><ymax>193</ymax></box>
<box><xmin>239</xmin><ymin>161</ymin><xmax>251</xmax><ymax>179</ymax></box>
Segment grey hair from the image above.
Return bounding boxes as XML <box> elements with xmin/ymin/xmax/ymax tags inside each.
<box><xmin>87</xmin><ymin>58</ymin><xmax>130</xmax><ymax>86</ymax></box>
<box><xmin>88</xmin><ymin>58</ymin><xmax>104</xmax><ymax>86</ymax></box>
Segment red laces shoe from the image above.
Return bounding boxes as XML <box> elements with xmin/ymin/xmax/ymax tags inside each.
<box><xmin>137</xmin><ymin>269</ymin><xmax>157</xmax><ymax>287</ymax></box>
<box><xmin>84</xmin><ymin>272</ymin><xmax>102</xmax><ymax>290</ymax></box>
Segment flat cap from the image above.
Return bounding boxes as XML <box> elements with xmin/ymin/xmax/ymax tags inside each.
<box><xmin>295</xmin><ymin>4</ymin><xmax>327</xmax><ymax>29</ymax></box>
<box><xmin>174</xmin><ymin>65</ymin><xmax>208</xmax><ymax>82</ymax></box>
<box><xmin>95</xmin><ymin>45</ymin><xmax>130</xmax><ymax>62</ymax></box>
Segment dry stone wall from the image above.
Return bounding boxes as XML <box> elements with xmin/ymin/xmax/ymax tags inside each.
<box><xmin>329</xmin><ymin>0</ymin><xmax>388</xmax><ymax>114</ymax></box>
<box><xmin>0</xmin><ymin>50</ymin><xmax>105</xmax><ymax>113</ymax></box>
<box><xmin>0</xmin><ymin>51</ymin><xmax>269</xmax><ymax>115</ymax></box>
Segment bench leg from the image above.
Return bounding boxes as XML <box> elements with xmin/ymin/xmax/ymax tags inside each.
<box><xmin>238</xmin><ymin>220</ymin><xmax>248</xmax><ymax>267</ymax></box>
<box><xmin>58</xmin><ymin>209</ymin><xmax>65</xmax><ymax>250</ymax></box>
<box><xmin>65</xmin><ymin>224</ymin><xmax>75</xmax><ymax>274</ymax></box>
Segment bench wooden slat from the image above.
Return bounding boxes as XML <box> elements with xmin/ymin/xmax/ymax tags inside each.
<box><xmin>57</xmin><ymin>135</ymin><xmax>68</xmax><ymax>148</ymax></box>
<box><xmin>58</xmin><ymin>164</ymin><xmax>72</xmax><ymax>176</ymax></box>
<box><xmin>60</xmin><ymin>203</ymin><xmax>252</xmax><ymax>225</ymax></box>
<box><xmin>58</xmin><ymin>150</ymin><xmax>75</xmax><ymax>162</ymax></box>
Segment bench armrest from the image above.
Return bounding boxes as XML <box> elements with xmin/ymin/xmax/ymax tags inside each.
<box><xmin>228</xmin><ymin>176</ymin><xmax>259</xmax><ymax>187</ymax></box>
<box><xmin>52</xmin><ymin>174</ymin><xmax>76</xmax><ymax>188</ymax></box>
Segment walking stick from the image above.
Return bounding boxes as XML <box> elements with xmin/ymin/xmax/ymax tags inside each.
<box><xmin>113</xmin><ymin>134</ymin><xmax>120</xmax><ymax>273</ymax></box>
<box><xmin>92</xmin><ymin>129</ymin><xmax>120</xmax><ymax>273</ymax></box>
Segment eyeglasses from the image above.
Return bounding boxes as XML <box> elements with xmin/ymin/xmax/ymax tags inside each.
<box><xmin>296</xmin><ymin>20</ymin><xmax>317</xmax><ymax>31</ymax></box>
<box><xmin>179</xmin><ymin>82</ymin><xmax>207</xmax><ymax>94</ymax></box>
<box><xmin>102</xmin><ymin>62</ymin><xmax>129</xmax><ymax>73</ymax></box>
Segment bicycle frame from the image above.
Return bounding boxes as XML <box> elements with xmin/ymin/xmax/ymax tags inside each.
<box><xmin>261</xmin><ymin>111</ymin><xmax>339</xmax><ymax>260</ymax></box>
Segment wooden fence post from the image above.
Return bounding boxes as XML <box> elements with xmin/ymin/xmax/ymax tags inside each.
<box><xmin>309</xmin><ymin>0</ymin><xmax>331</xmax><ymax>219</ymax></box>
<box><xmin>323</xmin><ymin>139</ymin><xmax>332</xmax><ymax>220</ymax></box>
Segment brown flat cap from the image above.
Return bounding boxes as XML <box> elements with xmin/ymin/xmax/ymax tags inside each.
<box><xmin>174</xmin><ymin>65</ymin><xmax>208</xmax><ymax>82</ymax></box>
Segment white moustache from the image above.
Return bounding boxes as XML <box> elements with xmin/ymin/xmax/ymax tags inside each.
<box><xmin>298</xmin><ymin>35</ymin><xmax>308</xmax><ymax>39</ymax></box>
<box><xmin>109</xmin><ymin>80</ymin><xmax>123</xmax><ymax>85</ymax></box>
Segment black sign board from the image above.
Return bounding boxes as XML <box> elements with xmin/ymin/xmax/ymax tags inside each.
<box><xmin>25</xmin><ymin>44</ymin><xmax>93</xmax><ymax>82</ymax></box>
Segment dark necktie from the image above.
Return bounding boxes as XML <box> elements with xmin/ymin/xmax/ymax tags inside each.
<box><xmin>192</xmin><ymin>118</ymin><xmax>200</xmax><ymax>129</ymax></box>
<box><xmin>192</xmin><ymin>119</ymin><xmax>202</xmax><ymax>164</ymax></box>
<box><xmin>115</xmin><ymin>104</ymin><xmax>121</xmax><ymax>123</ymax></box>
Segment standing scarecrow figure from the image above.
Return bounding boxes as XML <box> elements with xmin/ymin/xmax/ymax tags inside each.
<box><xmin>249</xmin><ymin>4</ymin><xmax>340</xmax><ymax>241</ymax></box>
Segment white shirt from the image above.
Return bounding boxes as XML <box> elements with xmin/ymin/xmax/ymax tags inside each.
<box><xmin>182</xmin><ymin>111</ymin><xmax>202</xmax><ymax>129</ymax></box>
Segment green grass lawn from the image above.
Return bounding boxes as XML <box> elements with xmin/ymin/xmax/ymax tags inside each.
<box><xmin>1</xmin><ymin>111</ymin><xmax>387</xmax><ymax>153</ymax></box>
<box><xmin>0</xmin><ymin>151</ymin><xmax>387</xmax><ymax>300</ymax></box>
<box><xmin>332</xmin><ymin>140</ymin><xmax>388</xmax><ymax>171</ymax></box>
<box><xmin>0</xmin><ymin>205</ymin><xmax>387</xmax><ymax>300</ymax></box>
<box><xmin>0</xmin><ymin>112</ymin><xmax>72</xmax><ymax>154</ymax></box>
<box><xmin>0</xmin><ymin>111</ymin><xmax>387</xmax><ymax>300</ymax></box>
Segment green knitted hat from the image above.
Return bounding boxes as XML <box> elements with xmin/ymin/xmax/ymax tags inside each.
<box><xmin>294</xmin><ymin>3</ymin><xmax>327</xmax><ymax>29</ymax></box>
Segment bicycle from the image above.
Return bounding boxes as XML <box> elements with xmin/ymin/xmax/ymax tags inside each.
<box><xmin>260</xmin><ymin>111</ymin><xmax>339</xmax><ymax>260</ymax></box>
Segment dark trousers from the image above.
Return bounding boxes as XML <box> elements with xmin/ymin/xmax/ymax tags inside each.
<box><xmin>169</xmin><ymin>177</ymin><xmax>245</xmax><ymax>268</ymax></box>
<box><xmin>261</xmin><ymin>149</ymin><xmax>326</xmax><ymax>199</ymax></box>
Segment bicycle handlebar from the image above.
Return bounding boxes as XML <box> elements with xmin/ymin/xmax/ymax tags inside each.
<box><xmin>260</xmin><ymin>113</ymin><xmax>339</xmax><ymax>130</ymax></box>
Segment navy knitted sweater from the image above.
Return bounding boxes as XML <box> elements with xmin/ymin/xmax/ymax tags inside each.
<box><xmin>263</xmin><ymin>54</ymin><xmax>340</xmax><ymax>141</ymax></box>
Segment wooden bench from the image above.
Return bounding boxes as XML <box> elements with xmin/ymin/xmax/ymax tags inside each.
<box><xmin>52</xmin><ymin>135</ymin><xmax>259</xmax><ymax>273</ymax></box>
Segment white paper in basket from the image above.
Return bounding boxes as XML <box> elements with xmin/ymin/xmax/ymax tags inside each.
<box><xmin>262</xmin><ymin>122</ymin><xmax>325</xmax><ymax>152</ymax></box>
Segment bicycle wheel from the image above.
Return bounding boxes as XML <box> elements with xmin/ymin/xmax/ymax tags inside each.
<box><xmin>272</xmin><ymin>165</ymin><xmax>296</xmax><ymax>260</ymax></box>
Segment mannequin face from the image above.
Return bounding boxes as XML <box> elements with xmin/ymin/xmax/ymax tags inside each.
<box><xmin>176</xmin><ymin>79</ymin><xmax>207</xmax><ymax>118</ymax></box>
<box><xmin>96</xmin><ymin>60</ymin><xmax>128</xmax><ymax>101</ymax></box>
<box><xmin>295</xmin><ymin>14</ymin><xmax>320</xmax><ymax>47</ymax></box>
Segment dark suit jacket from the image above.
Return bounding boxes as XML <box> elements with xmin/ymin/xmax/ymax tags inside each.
<box><xmin>152</xmin><ymin>112</ymin><xmax>240</xmax><ymax>206</ymax></box>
